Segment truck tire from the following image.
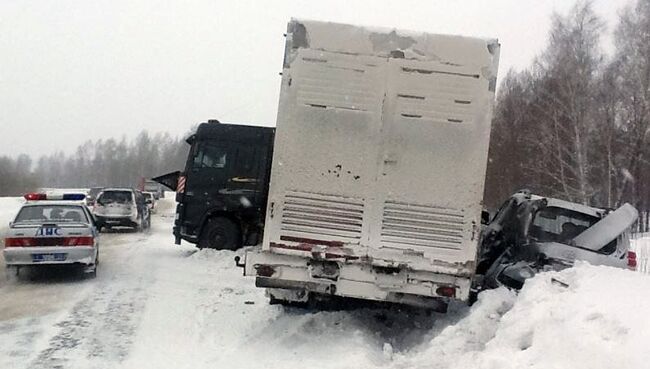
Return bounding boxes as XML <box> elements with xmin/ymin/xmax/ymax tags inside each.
<box><xmin>199</xmin><ymin>217</ymin><xmax>241</xmax><ymax>250</ymax></box>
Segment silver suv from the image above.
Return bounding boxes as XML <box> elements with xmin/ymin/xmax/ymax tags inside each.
<box><xmin>92</xmin><ymin>188</ymin><xmax>150</xmax><ymax>232</ymax></box>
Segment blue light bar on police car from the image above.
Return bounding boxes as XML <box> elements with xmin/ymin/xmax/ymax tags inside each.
<box><xmin>24</xmin><ymin>193</ymin><xmax>86</xmax><ymax>201</ymax></box>
<box><xmin>61</xmin><ymin>194</ymin><xmax>86</xmax><ymax>200</ymax></box>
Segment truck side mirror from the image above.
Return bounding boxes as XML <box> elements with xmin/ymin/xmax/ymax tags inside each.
<box><xmin>481</xmin><ymin>210</ymin><xmax>491</xmax><ymax>225</ymax></box>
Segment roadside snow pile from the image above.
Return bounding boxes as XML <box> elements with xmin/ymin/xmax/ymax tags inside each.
<box><xmin>397</xmin><ymin>263</ymin><xmax>650</xmax><ymax>369</ymax></box>
<box><xmin>0</xmin><ymin>197</ymin><xmax>23</xmax><ymax>228</ymax></box>
<box><xmin>0</xmin><ymin>197</ymin><xmax>23</xmax><ymax>244</ymax></box>
<box><xmin>186</xmin><ymin>248</ymin><xmax>233</xmax><ymax>261</ymax></box>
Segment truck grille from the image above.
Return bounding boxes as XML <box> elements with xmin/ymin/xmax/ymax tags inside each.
<box><xmin>381</xmin><ymin>200</ymin><xmax>465</xmax><ymax>250</ymax></box>
<box><xmin>280</xmin><ymin>191</ymin><xmax>364</xmax><ymax>242</ymax></box>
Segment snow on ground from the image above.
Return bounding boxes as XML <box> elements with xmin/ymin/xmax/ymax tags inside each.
<box><xmin>393</xmin><ymin>264</ymin><xmax>650</xmax><ymax>369</ymax></box>
<box><xmin>0</xmin><ymin>196</ymin><xmax>24</xmax><ymax>233</ymax></box>
<box><xmin>1</xmin><ymin>195</ymin><xmax>650</xmax><ymax>369</ymax></box>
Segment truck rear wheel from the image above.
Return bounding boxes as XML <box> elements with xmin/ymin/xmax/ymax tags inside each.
<box><xmin>199</xmin><ymin>217</ymin><xmax>241</xmax><ymax>250</ymax></box>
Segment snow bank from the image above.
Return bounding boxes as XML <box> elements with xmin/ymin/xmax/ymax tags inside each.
<box><xmin>396</xmin><ymin>263</ymin><xmax>650</xmax><ymax>369</ymax></box>
<box><xmin>0</xmin><ymin>197</ymin><xmax>24</xmax><ymax>245</ymax></box>
<box><xmin>0</xmin><ymin>197</ymin><xmax>23</xmax><ymax>227</ymax></box>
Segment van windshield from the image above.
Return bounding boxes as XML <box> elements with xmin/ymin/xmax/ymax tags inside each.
<box><xmin>97</xmin><ymin>191</ymin><xmax>133</xmax><ymax>205</ymax></box>
<box><xmin>529</xmin><ymin>206</ymin><xmax>599</xmax><ymax>243</ymax></box>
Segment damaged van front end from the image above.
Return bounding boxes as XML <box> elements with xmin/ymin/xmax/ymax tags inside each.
<box><xmin>476</xmin><ymin>191</ymin><xmax>638</xmax><ymax>291</ymax></box>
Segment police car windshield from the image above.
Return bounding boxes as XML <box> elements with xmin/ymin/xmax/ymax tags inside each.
<box><xmin>15</xmin><ymin>205</ymin><xmax>89</xmax><ymax>223</ymax></box>
<box><xmin>97</xmin><ymin>191</ymin><xmax>133</xmax><ymax>205</ymax></box>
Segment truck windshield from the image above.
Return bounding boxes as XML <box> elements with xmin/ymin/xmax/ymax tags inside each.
<box><xmin>529</xmin><ymin>207</ymin><xmax>599</xmax><ymax>243</ymax></box>
<box><xmin>192</xmin><ymin>144</ymin><xmax>227</xmax><ymax>169</ymax></box>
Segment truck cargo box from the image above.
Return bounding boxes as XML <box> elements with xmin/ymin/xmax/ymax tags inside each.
<box><xmin>247</xmin><ymin>19</ymin><xmax>500</xmax><ymax>306</ymax></box>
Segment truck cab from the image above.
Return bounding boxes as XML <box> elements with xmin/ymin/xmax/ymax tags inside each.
<box><xmin>155</xmin><ymin>121</ymin><xmax>274</xmax><ymax>249</ymax></box>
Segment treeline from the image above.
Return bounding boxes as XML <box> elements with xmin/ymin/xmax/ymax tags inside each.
<box><xmin>3</xmin><ymin>0</ymin><xmax>650</xmax><ymax>229</ymax></box>
<box><xmin>484</xmin><ymin>0</ymin><xmax>650</xmax><ymax>230</ymax></box>
<box><xmin>0</xmin><ymin>131</ymin><xmax>189</xmax><ymax>196</ymax></box>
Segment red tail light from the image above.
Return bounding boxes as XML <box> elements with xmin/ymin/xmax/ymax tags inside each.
<box><xmin>63</xmin><ymin>237</ymin><xmax>94</xmax><ymax>246</ymax></box>
<box><xmin>5</xmin><ymin>237</ymin><xmax>35</xmax><ymax>247</ymax></box>
<box><xmin>4</xmin><ymin>237</ymin><xmax>93</xmax><ymax>247</ymax></box>
<box><xmin>436</xmin><ymin>286</ymin><xmax>457</xmax><ymax>298</ymax></box>
<box><xmin>628</xmin><ymin>251</ymin><xmax>637</xmax><ymax>269</ymax></box>
<box><xmin>255</xmin><ymin>264</ymin><xmax>276</xmax><ymax>277</ymax></box>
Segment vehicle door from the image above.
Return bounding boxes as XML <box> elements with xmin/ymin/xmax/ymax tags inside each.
<box><xmin>82</xmin><ymin>206</ymin><xmax>100</xmax><ymax>245</ymax></box>
<box><xmin>183</xmin><ymin>142</ymin><xmax>233</xmax><ymax>223</ymax></box>
<box><xmin>225</xmin><ymin>145</ymin><xmax>266</xmax><ymax>211</ymax></box>
<box><xmin>135</xmin><ymin>191</ymin><xmax>149</xmax><ymax>221</ymax></box>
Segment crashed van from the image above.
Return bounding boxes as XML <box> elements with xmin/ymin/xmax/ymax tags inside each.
<box><xmin>475</xmin><ymin>190</ymin><xmax>638</xmax><ymax>291</ymax></box>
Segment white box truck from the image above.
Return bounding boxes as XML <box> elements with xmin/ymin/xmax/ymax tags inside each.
<box><xmin>242</xmin><ymin>19</ymin><xmax>500</xmax><ymax>310</ymax></box>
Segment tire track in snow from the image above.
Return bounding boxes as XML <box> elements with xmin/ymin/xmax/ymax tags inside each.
<box><xmin>25</xmin><ymin>229</ymin><xmax>158</xmax><ymax>369</ymax></box>
<box><xmin>28</xmin><ymin>275</ymin><xmax>150</xmax><ymax>369</ymax></box>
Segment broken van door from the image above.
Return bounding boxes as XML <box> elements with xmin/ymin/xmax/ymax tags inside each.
<box><xmin>572</xmin><ymin>203</ymin><xmax>638</xmax><ymax>251</ymax></box>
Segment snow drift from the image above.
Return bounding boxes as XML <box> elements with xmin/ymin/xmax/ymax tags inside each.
<box><xmin>395</xmin><ymin>263</ymin><xmax>650</xmax><ymax>369</ymax></box>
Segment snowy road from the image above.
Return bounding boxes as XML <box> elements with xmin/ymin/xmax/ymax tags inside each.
<box><xmin>1</xmin><ymin>196</ymin><xmax>650</xmax><ymax>369</ymax></box>
<box><xmin>0</xmin><ymin>201</ymin><xmax>175</xmax><ymax>369</ymax></box>
<box><xmin>0</xmin><ymin>199</ymin><xmax>441</xmax><ymax>369</ymax></box>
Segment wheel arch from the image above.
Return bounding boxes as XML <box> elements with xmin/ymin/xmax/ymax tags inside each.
<box><xmin>198</xmin><ymin>209</ymin><xmax>243</xmax><ymax>239</ymax></box>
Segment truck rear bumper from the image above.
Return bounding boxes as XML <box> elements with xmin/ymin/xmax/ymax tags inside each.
<box><xmin>95</xmin><ymin>215</ymin><xmax>138</xmax><ymax>228</ymax></box>
<box><xmin>244</xmin><ymin>250</ymin><xmax>471</xmax><ymax>309</ymax></box>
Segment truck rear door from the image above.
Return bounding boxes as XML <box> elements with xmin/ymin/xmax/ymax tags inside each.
<box><xmin>371</xmin><ymin>56</ymin><xmax>496</xmax><ymax>270</ymax></box>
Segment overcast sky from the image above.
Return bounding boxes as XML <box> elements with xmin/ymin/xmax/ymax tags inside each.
<box><xmin>0</xmin><ymin>0</ymin><xmax>628</xmax><ymax>158</ymax></box>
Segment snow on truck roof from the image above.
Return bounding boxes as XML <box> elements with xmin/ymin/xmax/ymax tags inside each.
<box><xmin>287</xmin><ymin>19</ymin><xmax>499</xmax><ymax>72</ymax></box>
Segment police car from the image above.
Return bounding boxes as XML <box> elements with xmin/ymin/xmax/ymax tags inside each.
<box><xmin>3</xmin><ymin>192</ymin><xmax>99</xmax><ymax>278</ymax></box>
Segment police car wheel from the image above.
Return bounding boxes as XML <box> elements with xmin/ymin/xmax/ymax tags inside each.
<box><xmin>199</xmin><ymin>217</ymin><xmax>241</xmax><ymax>250</ymax></box>
<box><xmin>85</xmin><ymin>266</ymin><xmax>97</xmax><ymax>279</ymax></box>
